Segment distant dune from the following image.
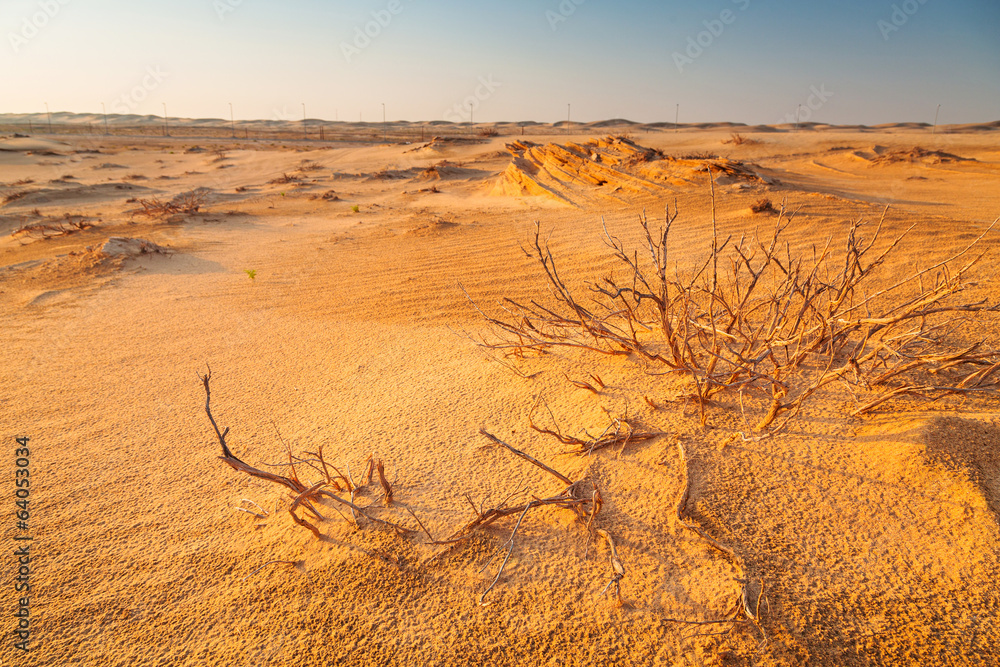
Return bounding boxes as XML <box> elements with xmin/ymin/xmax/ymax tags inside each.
<box><xmin>2</xmin><ymin>112</ymin><xmax>997</xmax><ymax>138</ymax></box>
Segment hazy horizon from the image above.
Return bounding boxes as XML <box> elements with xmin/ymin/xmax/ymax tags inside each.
<box><xmin>3</xmin><ymin>110</ymin><xmax>998</xmax><ymax>129</ymax></box>
<box><xmin>2</xmin><ymin>0</ymin><xmax>998</xmax><ymax>126</ymax></box>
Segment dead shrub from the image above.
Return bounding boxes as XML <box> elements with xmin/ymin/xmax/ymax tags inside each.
<box><xmin>724</xmin><ymin>133</ymin><xmax>760</xmax><ymax>146</ymax></box>
<box><xmin>268</xmin><ymin>173</ymin><xmax>302</xmax><ymax>185</ymax></box>
<box><xmin>750</xmin><ymin>198</ymin><xmax>777</xmax><ymax>214</ymax></box>
<box><xmin>134</xmin><ymin>190</ymin><xmax>208</xmax><ymax>217</ymax></box>
<box><xmin>3</xmin><ymin>190</ymin><xmax>29</xmax><ymax>204</ymax></box>
<box><xmin>12</xmin><ymin>214</ymin><xmax>94</xmax><ymax>239</ymax></box>
<box><xmin>465</xmin><ymin>185</ymin><xmax>1000</xmax><ymax>434</ymax></box>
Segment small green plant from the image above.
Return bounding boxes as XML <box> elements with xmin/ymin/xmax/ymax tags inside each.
<box><xmin>351</xmin><ymin>204</ymin><xmax>360</xmax><ymax>213</ymax></box>
<box><xmin>244</xmin><ymin>269</ymin><xmax>256</xmax><ymax>281</ymax></box>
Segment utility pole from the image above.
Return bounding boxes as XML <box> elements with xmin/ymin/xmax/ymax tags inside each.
<box><xmin>302</xmin><ymin>103</ymin><xmax>307</xmax><ymax>139</ymax></box>
<box><xmin>162</xmin><ymin>103</ymin><xmax>168</xmax><ymax>136</ymax></box>
<box><xmin>229</xmin><ymin>102</ymin><xmax>236</xmax><ymax>138</ymax></box>
<box><xmin>567</xmin><ymin>103</ymin><xmax>571</xmax><ymax>122</ymax></box>
<box><xmin>794</xmin><ymin>104</ymin><xmax>802</xmax><ymax>130</ymax></box>
<box><xmin>45</xmin><ymin>102</ymin><xmax>52</xmax><ymax>132</ymax></box>
<box><xmin>932</xmin><ymin>104</ymin><xmax>941</xmax><ymax>134</ymax></box>
<box><xmin>674</xmin><ymin>104</ymin><xmax>679</xmax><ymax>133</ymax></box>
<box><xmin>101</xmin><ymin>102</ymin><xmax>109</xmax><ymax>135</ymax></box>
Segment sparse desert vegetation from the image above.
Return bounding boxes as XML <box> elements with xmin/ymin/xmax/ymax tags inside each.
<box><xmin>2</xmin><ymin>125</ymin><xmax>999</xmax><ymax>667</ymax></box>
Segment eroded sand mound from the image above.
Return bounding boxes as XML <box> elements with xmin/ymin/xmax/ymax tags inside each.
<box><xmin>863</xmin><ymin>146</ymin><xmax>975</xmax><ymax>166</ymax></box>
<box><xmin>0</xmin><ymin>238</ymin><xmax>170</xmax><ymax>308</ymax></box>
<box><xmin>491</xmin><ymin>136</ymin><xmax>768</xmax><ymax>205</ymax></box>
<box><xmin>99</xmin><ymin>236</ymin><xmax>170</xmax><ymax>257</ymax></box>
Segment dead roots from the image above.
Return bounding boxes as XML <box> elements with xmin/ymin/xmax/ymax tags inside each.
<box><xmin>199</xmin><ymin>371</ymin><xmax>621</xmax><ymax>605</ymax></box>
<box><xmin>672</xmin><ymin>438</ymin><xmax>767</xmax><ymax>648</ymax></box>
<box><xmin>199</xmin><ymin>367</ymin><xmax>412</xmax><ymax>539</ymax></box>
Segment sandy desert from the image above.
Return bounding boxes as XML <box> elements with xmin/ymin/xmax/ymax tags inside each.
<box><xmin>2</xmin><ymin>118</ymin><xmax>999</xmax><ymax>666</ymax></box>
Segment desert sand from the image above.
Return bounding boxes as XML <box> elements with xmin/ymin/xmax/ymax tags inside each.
<box><xmin>1</xmin><ymin>119</ymin><xmax>999</xmax><ymax>666</ymax></box>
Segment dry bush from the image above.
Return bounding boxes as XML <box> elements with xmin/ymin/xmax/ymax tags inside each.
<box><xmin>478</xmin><ymin>127</ymin><xmax>500</xmax><ymax>137</ymax></box>
<box><xmin>135</xmin><ymin>190</ymin><xmax>207</xmax><ymax>217</ymax></box>
<box><xmin>268</xmin><ymin>172</ymin><xmax>302</xmax><ymax>185</ymax></box>
<box><xmin>750</xmin><ymin>198</ymin><xmax>777</xmax><ymax>214</ymax></box>
<box><xmin>298</xmin><ymin>159</ymin><xmax>323</xmax><ymax>171</ymax></box>
<box><xmin>466</xmin><ymin>190</ymin><xmax>1000</xmax><ymax>434</ymax></box>
<box><xmin>724</xmin><ymin>133</ymin><xmax>760</xmax><ymax>146</ymax></box>
<box><xmin>12</xmin><ymin>214</ymin><xmax>94</xmax><ymax>239</ymax></box>
<box><xmin>3</xmin><ymin>190</ymin><xmax>29</xmax><ymax>204</ymax></box>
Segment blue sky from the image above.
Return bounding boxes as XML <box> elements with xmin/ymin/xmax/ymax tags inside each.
<box><xmin>2</xmin><ymin>0</ymin><xmax>998</xmax><ymax>124</ymax></box>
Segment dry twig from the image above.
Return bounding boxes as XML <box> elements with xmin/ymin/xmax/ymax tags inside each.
<box><xmin>199</xmin><ymin>368</ymin><xmax>413</xmax><ymax>538</ymax></box>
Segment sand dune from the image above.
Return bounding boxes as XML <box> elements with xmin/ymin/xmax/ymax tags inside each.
<box><xmin>1</xmin><ymin>124</ymin><xmax>999</xmax><ymax>666</ymax></box>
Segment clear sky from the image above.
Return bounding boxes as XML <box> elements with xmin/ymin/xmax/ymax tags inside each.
<box><xmin>2</xmin><ymin>0</ymin><xmax>998</xmax><ymax>125</ymax></box>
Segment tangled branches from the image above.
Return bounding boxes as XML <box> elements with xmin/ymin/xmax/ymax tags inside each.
<box><xmin>466</xmin><ymin>192</ymin><xmax>1000</xmax><ymax>433</ymax></box>
<box><xmin>12</xmin><ymin>215</ymin><xmax>94</xmax><ymax>240</ymax></box>
<box><xmin>135</xmin><ymin>189</ymin><xmax>207</xmax><ymax>217</ymax></box>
